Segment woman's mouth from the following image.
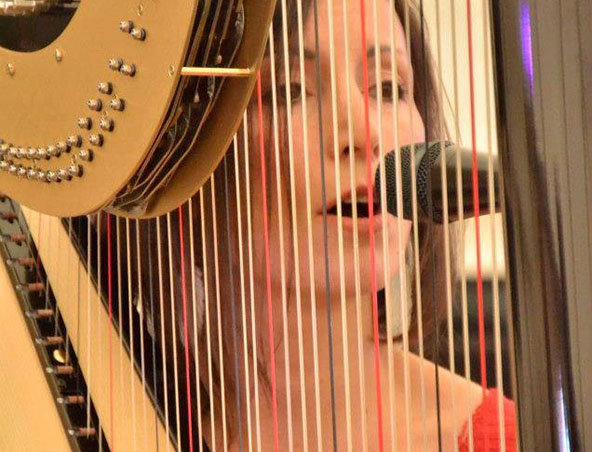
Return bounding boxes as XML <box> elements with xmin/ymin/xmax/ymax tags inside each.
<box><xmin>324</xmin><ymin>187</ymin><xmax>385</xmax><ymax>233</ymax></box>
<box><xmin>326</xmin><ymin>196</ymin><xmax>381</xmax><ymax>218</ymax></box>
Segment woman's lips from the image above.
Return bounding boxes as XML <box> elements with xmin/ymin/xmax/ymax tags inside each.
<box><xmin>324</xmin><ymin>212</ymin><xmax>384</xmax><ymax>233</ymax></box>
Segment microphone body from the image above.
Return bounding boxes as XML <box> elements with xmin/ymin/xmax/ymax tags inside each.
<box><xmin>375</xmin><ymin>141</ymin><xmax>500</xmax><ymax>224</ymax></box>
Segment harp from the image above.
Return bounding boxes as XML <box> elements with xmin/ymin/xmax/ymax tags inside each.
<box><xmin>0</xmin><ymin>1</ymin><xmax>589</xmax><ymax>452</ymax></box>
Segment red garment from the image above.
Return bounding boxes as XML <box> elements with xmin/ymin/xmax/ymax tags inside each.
<box><xmin>458</xmin><ymin>389</ymin><xmax>517</xmax><ymax>452</ymax></box>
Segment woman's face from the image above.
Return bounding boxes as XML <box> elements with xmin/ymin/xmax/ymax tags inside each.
<box><xmin>256</xmin><ymin>0</ymin><xmax>425</xmax><ymax>301</ymax></box>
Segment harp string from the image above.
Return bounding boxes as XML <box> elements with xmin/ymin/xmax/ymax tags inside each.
<box><xmin>116</xmin><ymin>217</ymin><xmax>125</xmax><ymax>445</ymax></box>
<box><xmin>255</xmin><ymin>71</ymin><xmax>281</xmax><ymax>452</ymax></box>
<box><xmin>126</xmin><ymin>217</ymin><xmax>138</xmax><ymax>452</ymax></box>
<box><xmin>156</xmin><ymin>216</ymin><xmax>172</xmax><ymax>452</ymax></box>
<box><xmin>240</xmin><ymin>111</ymin><xmax>263</xmax><ymax>452</ymax></box>
<box><xmin>66</xmin><ymin>218</ymin><xmax>73</xmax><ymax>365</ymax></box>
<box><xmin>370</xmin><ymin>0</ymin><xmax>399</xmax><ymax>450</ymax></box>
<box><xmin>267</xmin><ymin>20</ymin><xmax>296</xmax><ymax>452</ymax></box>
<box><xmin>222</xmin><ymin>154</ymin><xmax>244</xmax><ymax>452</ymax></box>
<box><xmin>465</xmin><ymin>0</ymin><xmax>488</xmax><ymax>397</ymax></box>
<box><xmin>294</xmin><ymin>0</ymin><xmax>325</xmax><ymax>449</ymax></box>
<box><xmin>136</xmin><ymin>219</ymin><xmax>149</xmax><ymax>452</ymax></box>
<box><xmin>401</xmin><ymin>2</ymin><xmax>421</xmax><ymax>452</ymax></box>
<box><xmin>481</xmin><ymin>0</ymin><xmax>506</xmax><ymax>447</ymax></box>
<box><xmin>106</xmin><ymin>213</ymin><xmax>115</xmax><ymax>450</ymax></box>
<box><xmin>309</xmin><ymin>0</ymin><xmax>341</xmax><ymax>449</ymax></box>
<box><xmin>231</xmin><ymin>134</ymin><xmax>253</xmax><ymax>452</ymax></box>
<box><xmin>177</xmin><ymin>203</ymin><xmax>195</xmax><ymax>452</ymax></box>
<box><xmin>325</xmin><ymin>1</ymin><xmax>355</xmax><ymax>452</ymax></box>
<box><xmin>146</xmin><ymin>219</ymin><xmax>161</xmax><ymax>451</ymax></box>
<box><xmin>198</xmin><ymin>187</ymin><xmax>216</xmax><ymax>452</ymax></box>
<box><xmin>209</xmin><ymin>175</ymin><xmax>230</xmax><ymax>452</ymax></box>
<box><xmin>448</xmin><ymin>1</ymin><xmax>475</xmax><ymax>450</ymax></box>
<box><xmin>97</xmin><ymin>213</ymin><xmax>103</xmax><ymax>450</ymax></box>
<box><xmin>417</xmin><ymin>0</ymin><xmax>444</xmax><ymax>449</ymax></box>
<box><xmin>277</xmin><ymin>1</ymin><xmax>310</xmax><ymax>449</ymax></box>
<box><xmin>86</xmin><ymin>215</ymin><xmax>93</xmax><ymax>432</ymax></box>
<box><xmin>434</xmin><ymin>1</ymin><xmax>459</xmax><ymax>451</ymax></box>
<box><xmin>358</xmin><ymin>1</ymin><xmax>386</xmax><ymax>452</ymax></box>
<box><xmin>188</xmin><ymin>199</ymin><xmax>204</xmax><ymax>452</ymax></box>
<box><xmin>166</xmin><ymin>211</ymin><xmax>183</xmax><ymax>451</ymax></box>
<box><xmin>339</xmin><ymin>0</ymin><xmax>370</xmax><ymax>449</ymax></box>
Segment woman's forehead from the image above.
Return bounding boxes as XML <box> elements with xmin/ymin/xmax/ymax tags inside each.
<box><xmin>302</xmin><ymin>0</ymin><xmax>408</xmax><ymax>59</ymax></box>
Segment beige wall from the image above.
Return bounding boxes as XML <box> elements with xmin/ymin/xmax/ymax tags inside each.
<box><xmin>423</xmin><ymin>0</ymin><xmax>505</xmax><ymax>280</ymax></box>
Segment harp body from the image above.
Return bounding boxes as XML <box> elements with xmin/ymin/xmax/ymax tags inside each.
<box><xmin>0</xmin><ymin>0</ymin><xmax>590</xmax><ymax>451</ymax></box>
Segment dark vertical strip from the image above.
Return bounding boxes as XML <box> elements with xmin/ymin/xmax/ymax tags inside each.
<box><xmin>310</xmin><ymin>1</ymin><xmax>339</xmax><ymax>451</ymax></box>
<box><xmin>178</xmin><ymin>205</ymin><xmax>194</xmax><ymax>452</ymax></box>
<box><xmin>147</xmin><ymin>220</ymin><xmax>160</xmax><ymax>452</ymax></box>
<box><xmin>418</xmin><ymin>1</ymin><xmax>443</xmax><ymax>451</ymax></box>
<box><xmin>223</xmin><ymin>156</ymin><xmax>244</xmax><ymax>452</ymax></box>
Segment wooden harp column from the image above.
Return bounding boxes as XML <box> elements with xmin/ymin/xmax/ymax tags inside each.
<box><xmin>493</xmin><ymin>0</ymin><xmax>592</xmax><ymax>450</ymax></box>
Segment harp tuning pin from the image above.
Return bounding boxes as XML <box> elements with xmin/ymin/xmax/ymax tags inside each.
<box><xmin>57</xmin><ymin>141</ymin><xmax>70</xmax><ymax>152</ymax></box>
<box><xmin>57</xmin><ymin>394</ymin><xmax>85</xmax><ymax>405</ymax></box>
<box><xmin>109</xmin><ymin>98</ymin><xmax>125</xmax><ymax>111</ymax></box>
<box><xmin>78</xmin><ymin>149</ymin><xmax>93</xmax><ymax>162</ymax></box>
<box><xmin>0</xmin><ymin>143</ymin><xmax>9</xmax><ymax>155</ymax></box>
<box><xmin>46</xmin><ymin>171</ymin><xmax>59</xmax><ymax>183</ymax></box>
<box><xmin>45</xmin><ymin>365</ymin><xmax>74</xmax><ymax>375</ymax></box>
<box><xmin>25</xmin><ymin>308</ymin><xmax>53</xmax><ymax>319</ymax></box>
<box><xmin>6</xmin><ymin>257</ymin><xmax>35</xmax><ymax>267</ymax></box>
<box><xmin>68</xmin><ymin>427</ymin><xmax>96</xmax><ymax>437</ymax></box>
<box><xmin>77</xmin><ymin>117</ymin><xmax>92</xmax><ymax>130</ymax></box>
<box><xmin>46</xmin><ymin>145</ymin><xmax>59</xmax><ymax>158</ymax></box>
<box><xmin>67</xmin><ymin>135</ymin><xmax>82</xmax><ymax>148</ymax></box>
<box><xmin>16</xmin><ymin>147</ymin><xmax>25</xmax><ymax>159</ymax></box>
<box><xmin>27</xmin><ymin>147</ymin><xmax>38</xmax><ymax>160</ymax></box>
<box><xmin>0</xmin><ymin>212</ymin><xmax>17</xmax><ymax>222</ymax></box>
<box><xmin>108</xmin><ymin>58</ymin><xmax>123</xmax><ymax>71</ymax></box>
<box><xmin>87</xmin><ymin>98</ymin><xmax>102</xmax><ymax>111</ymax></box>
<box><xmin>36</xmin><ymin>169</ymin><xmax>47</xmax><ymax>182</ymax></box>
<box><xmin>27</xmin><ymin>167</ymin><xmax>37</xmax><ymax>180</ymax></box>
<box><xmin>97</xmin><ymin>81</ymin><xmax>112</xmax><ymax>94</ymax></box>
<box><xmin>57</xmin><ymin>168</ymin><xmax>71</xmax><ymax>181</ymax></box>
<box><xmin>68</xmin><ymin>164</ymin><xmax>82</xmax><ymax>178</ymax></box>
<box><xmin>35</xmin><ymin>336</ymin><xmax>64</xmax><ymax>346</ymax></box>
<box><xmin>16</xmin><ymin>166</ymin><xmax>26</xmax><ymax>178</ymax></box>
<box><xmin>8</xmin><ymin>164</ymin><xmax>18</xmax><ymax>175</ymax></box>
<box><xmin>99</xmin><ymin>117</ymin><xmax>114</xmax><ymax>131</ymax></box>
<box><xmin>130</xmin><ymin>27</ymin><xmax>146</xmax><ymax>41</ymax></box>
<box><xmin>120</xmin><ymin>63</ymin><xmax>136</xmax><ymax>77</ymax></box>
<box><xmin>8</xmin><ymin>147</ymin><xmax>17</xmax><ymax>158</ymax></box>
<box><xmin>119</xmin><ymin>20</ymin><xmax>133</xmax><ymax>33</ymax></box>
<box><xmin>37</xmin><ymin>147</ymin><xmax>48</xmax><ymax>160</ymax></box>
<box><xmin>88</xmin><ymin>134</ymin><xmax>103</xmax><ymax>146</ymax></box>
<box><xmin>0</xmin><ymin>161</ymin><xmax>8</xmax><ymax>171</ymax></box>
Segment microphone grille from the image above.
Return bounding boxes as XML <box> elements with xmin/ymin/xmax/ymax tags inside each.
<box><xmin>376</xmin><ymin>146</ymin><xmax>413</xmax><ymax>220</ymax></box>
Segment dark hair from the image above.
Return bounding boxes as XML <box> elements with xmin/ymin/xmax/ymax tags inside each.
<box><xmin>141</xmin><ymin>0</ymin><xmax>457</xmax><ymax>447</ymax></box>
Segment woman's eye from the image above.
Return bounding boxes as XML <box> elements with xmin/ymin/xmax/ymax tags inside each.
<box><xmin>279</xmin><ymin>82</ymin><xmax>306</xmax><ymax>103</ymax></box>
<box><xmin>369</xmin><ymin>81</ymin><xmax>408</xmax><ymax>102</ymax></box>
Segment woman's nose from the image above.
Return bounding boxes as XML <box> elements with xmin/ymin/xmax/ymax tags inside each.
<box><xmin>334</xmin><ymin>83</ymin><xmax>380</xmax><ymax>162</ymax></box>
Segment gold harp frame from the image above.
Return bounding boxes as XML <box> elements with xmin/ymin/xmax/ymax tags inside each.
<box><xmin>0</xmin><ymin>0</ymin><xmax>276</xmax><ymax>218</ymax></box>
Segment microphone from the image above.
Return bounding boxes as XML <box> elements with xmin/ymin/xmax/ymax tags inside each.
<box><xmin>375</xmin><ymin>141</ymin><xmax>500</xmax><ymax>223</ymax></box>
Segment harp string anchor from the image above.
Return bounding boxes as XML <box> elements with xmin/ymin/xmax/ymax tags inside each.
<box><xmin>6</xmin><ymin>256</ymin><xmax>36</xmax><ymax>268</ymax></box>
<box><xmin>35</xmin><ymin>336</ymin><xmax>64</xmax><ymax>346</ymax></box>
<box><xmin>16</xmin><ymin>282</ymin><xmax>45</xmax><ymax>293</ymax></box>
<box><xmin>68</xmin><ymin>427</ymin><xmax>96</xmax><ymax>438</ymax></box>
<box><xmin>45</xmin><ymin>365</ymin><xmax>74</xmax><ymax>376</ymax></box>
<box><xmin>25</xmin><ymin>309</ymin><xmax>54</xmax><ymax>319</ymax></box>
<box><xmin>180</xmin><ymin>66</ymin><xmax>254</xmax><ymax>77</ymax></box>
<box><xmin>56</xmin><ymin>394</ymin><xmax>85</xmax><ymax>405</ymax></box>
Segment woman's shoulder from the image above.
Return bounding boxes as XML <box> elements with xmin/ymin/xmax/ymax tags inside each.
<box><xmin>457</xmin><ymin>388</ymin><xmax>517</xmax><ymax>452</ymax></box>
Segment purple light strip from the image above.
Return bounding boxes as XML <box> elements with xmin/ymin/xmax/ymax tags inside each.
<box><xmin>520</xmin><ymin>1</ymin><xmax>535</xmax><ymax>94</ymax></box>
